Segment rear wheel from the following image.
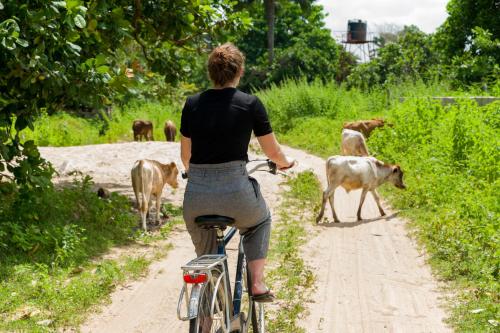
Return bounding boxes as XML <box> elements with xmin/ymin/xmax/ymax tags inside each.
<box><xmin>189</xmin><ymin>272</ymin><xmax>228</xmax><ymax>333</ymax></box>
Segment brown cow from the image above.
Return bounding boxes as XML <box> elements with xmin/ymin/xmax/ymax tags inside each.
<box><xmin>316</xmin><ymin>156</ymin><xmax>406</xmax><ymax>223</ymax></box>
<box><xmin>131</xmin><ymin>160</ymin><xmax>179</xmax><ymax>231</ymax></box>
<box><xmin>132</xmin><ymin>120</ymin><xmax>154</xmax><ymax>141</ymax></box>
<box><xmin>164</xmin><ymin>120</ymin><xmax>177</xmax><ymax>142</ymax></box>
<box><xmin>342</xmin><ymin>118</ymin><xmax>387</xmax><ymax>138</ymax></box>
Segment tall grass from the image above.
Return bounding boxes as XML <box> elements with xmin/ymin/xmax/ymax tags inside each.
<box><xmin>256</xmin><ymin>79</ymin><xmax>464</xmax><ymax>157</ymax></box>
<box><xmin>20</xmin><ymin>101</ymin><xmax>181</xmax><ymax>146</ymax></box>
<box><xmin>257</xmin><ymin>79</ymin><xmax>498</xmax><ymax>332</ymax></box>
<box><xmin>369</xmin><ymin>99</ymin><xmax>499</xmax><ymax>332</ymax></box>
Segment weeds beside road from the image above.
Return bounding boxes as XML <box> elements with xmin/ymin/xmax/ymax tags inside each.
<box><xmin>258</xmin><ymin>80</ymin><xmax>499</xmax><ymax>332</ymax></box>
<box><xmin>266</xmin><ymin>171</ymin><xmax>321</xmax><ymax>332</ymax></box>
<box><xmin>0</xmin><ymin>177</ymin><xmax>183</xmax><ymax>331</ymax></box>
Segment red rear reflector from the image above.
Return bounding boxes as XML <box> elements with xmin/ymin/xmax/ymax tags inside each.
<box><xmin>183</xmin><ymin>273</ymin><xmax>208</xmax><ymax>284</ymax></box>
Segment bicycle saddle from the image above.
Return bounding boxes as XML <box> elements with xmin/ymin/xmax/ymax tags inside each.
<box><xmin>195</xmin><ymin>215</ymin><xmax>235</xmax><ymax>230</ymax></box>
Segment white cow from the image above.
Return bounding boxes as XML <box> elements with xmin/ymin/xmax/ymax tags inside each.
<box><xmin>131</xmin><ymin>159</ymin><xmax>179</xmax><ymax>231</ymax></box>
<box><xmin>341</xmin><ymin>129</ymin><xmax>369</xmax><ymax>156</ymax></box>
<box><xmin>316</xmin><ymin>156</ymin><xmax>406</xmax><ymax>223</ymax></box>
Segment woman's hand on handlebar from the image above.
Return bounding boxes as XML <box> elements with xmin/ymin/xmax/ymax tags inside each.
<box><xmin>277</xmin><ymin>156</ymin><xmax>296</xmax><ymax>171</ymax></box>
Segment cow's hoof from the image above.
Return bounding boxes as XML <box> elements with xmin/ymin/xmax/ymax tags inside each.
<box><xmin>334</xmin><ymin>220</ymin><xmax>340</xmax><ymax>223</ymax></box>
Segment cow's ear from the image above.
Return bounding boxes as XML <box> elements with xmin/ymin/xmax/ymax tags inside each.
<box><xmin>392</xmin><ymin>166</ymin><xmax>399</xmax><ymax>173</ymax></box>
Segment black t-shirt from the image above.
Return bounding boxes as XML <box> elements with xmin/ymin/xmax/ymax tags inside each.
<box><xmin>180</xmin><ymin>87</ymin><xmax>273</xmax><ymax>164</ymax></box>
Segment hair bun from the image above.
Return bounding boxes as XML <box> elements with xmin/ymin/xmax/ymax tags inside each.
<box><xmin>208</xmin><ymin>43</ymin><xmax>245</xmax><ymax>86</ymax></box>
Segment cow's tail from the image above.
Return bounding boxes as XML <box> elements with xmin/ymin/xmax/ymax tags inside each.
<box><xmin>138</xmin><ymin>160</ymin><xmax>148</xmax><ymax>210</ymax></box>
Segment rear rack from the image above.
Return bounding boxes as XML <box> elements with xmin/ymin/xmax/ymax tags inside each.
<box><xmin>182</xmin><ymin>254</ymin><xmax>227</xmax><ymax>271</ymax></box>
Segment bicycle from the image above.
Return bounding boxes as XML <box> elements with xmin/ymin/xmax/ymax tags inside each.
<box><xmin>177</xmin><ymin>159</ymin><xmax>277</xmax><ymax>333</ymax></box>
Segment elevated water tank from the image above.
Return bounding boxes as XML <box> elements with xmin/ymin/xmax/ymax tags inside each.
<box><xmin>347</xmin><ymin>19</ymin><xmax>367</xmax><ymax>43</ymax></box>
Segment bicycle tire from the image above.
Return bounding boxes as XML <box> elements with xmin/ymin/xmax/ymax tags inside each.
<box><xmin>189</xmin><ymin>271</ymin><xmax>228</xmax><ymax>333</ymax></box>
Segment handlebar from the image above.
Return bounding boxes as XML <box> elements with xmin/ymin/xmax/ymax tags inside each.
<box><xmin>247</xmin><ymin>159</ymin><xmax>277</xmax><ymax>175</ymax></box>
<box><xmin>181</xmin><ymin>159</ymin><xmax>277</xmax><ymax>179</ymax></box>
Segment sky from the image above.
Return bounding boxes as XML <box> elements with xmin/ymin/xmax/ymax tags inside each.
<box><xmin>317</xmin><ymin>0</ymin><xmax>450</xmax><ymax>35</ymax></box>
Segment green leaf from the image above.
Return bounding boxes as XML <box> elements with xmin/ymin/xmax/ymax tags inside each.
<box><xmin>66</xmin><ymin>41</ymin><xmax>81</xmax><ymax>53</ymax></box>
<box><xmin>66</xmin><ymin>30</ymin><xmax>80</xmax><ymax>42</ymax></box>
<box><xmin>15</xmin><ymin>38</ymin><xmax>28</xmax><ymax>47</ymax></box>
<box><xmin>74</xmin><ymin>14</ymin><xmax>86</xmax><ymax>29</ymax></box>
<box><xmin>96</xmin><ymin>65</ymin><xmax>109</xmax><ymax>74</ymax></box>
<box><xmin>66</xmin><ymin>0</ymin><xmax>79</xmax><ymax>10</ymax></box>
<box><xmin>14</xmin><ymin>116</ymin><xmax>29</xmax><ymax>132</ymax></box>
<box><xmin>87</xmin><ymin>19</ymin><xmax>97</xmax><ymax>31</ymax></box>
<box><xmin>77</xmin><ymin>5</ymin><xmax>88</xmax><ymax>15</ymax></box>
<box><xmin>52</xmin><ymin>1</ymin><xmax>67</xmax><ymax>8</ymax></box>
<box><xmin>95</xmin><ymin>54</ymin><xmax>107</xmax><ymax>66</ymax></box>
<box><xmin>1</xmin><ymin>37</ymin><xmax>16</xmax><ymax>50</ymax></box>
<box><xmin>0</xmin><ymin>2</ymin><xmax>4</xmax><ymax>10</ymax></box>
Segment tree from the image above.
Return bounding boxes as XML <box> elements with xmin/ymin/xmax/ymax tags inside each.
<box><xmin>449</xmin><ymin>27</ymin><xmax>500</xmax><ymax>87</ymax></box>
<box><xmin>264</xmin><ymin>0</ymin><xmax>275</xmax><ymax>65</ymax></box>
<box><xmin>434</xmin><ymin>0</ymin><xmax>500</xmax><ymax>61</ymax></box>
<box><xmin>0</xmin><ymin>0</ymin><xmax>249</xmax><ymax>189</ymax></box>
<box><xmin>433</xmin><ymin>0</ymin><xmax>500</xmax><ymax>86</ymax></box>
<box><xmin>234</xmin><ymin>0</ymin><xmax>339</xmax><ymax>90</ymax></box>
<box><xmin>347</xmin><ymin>25</ymin><xmax>436</xmax><ymax>89</ymax></box>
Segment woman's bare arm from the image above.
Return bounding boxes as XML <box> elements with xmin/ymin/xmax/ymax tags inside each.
<box><xmin>256</xmin><ymin>133</ymin><xmax>294</xmax><ymax>170</ymax></box>
<box><xmin>180</xmin><ymin>135</ymin><xmax>192</xmax><ymax>171</ymax></box>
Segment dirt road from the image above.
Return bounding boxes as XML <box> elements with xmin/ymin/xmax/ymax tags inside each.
<box><xmin>40</xmin><ymin>142</ymin><xmax>450</xmax><ymax>332</ymax></box>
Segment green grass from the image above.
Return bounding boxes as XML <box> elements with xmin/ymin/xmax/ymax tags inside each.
<box><xmin>369</xmin><ymin>99</ymin><xmax>499</xmax><ymax>332</ymax></box>
<box><xmin>258</xmin><ymin>79</ymin><xmax>499</xmax><ymax>332</ymax></box>
<box><xmin>256</xmin><ymin>79</ymin><xmax>452</xmax><ymax>157</ymax></box>
<box><xmin>0</xmin><ymin>178</ymin><xmax>184</xmax><ymax>331</ymax></box>
<box><xmin>20</xmin><ymin>101</ymin><xmax>182</xmax><ymax>146</ymax></box>
<box><xmin>266</xmin><ymin>171</ymin><xmax>322</xmax><ymax>332</ymax></box>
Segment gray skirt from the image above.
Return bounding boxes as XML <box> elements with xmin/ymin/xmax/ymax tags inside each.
<box><xmin>183</xmin><ymin>160</ymin><xmax>271</xmax><ymax>261</ymax></box>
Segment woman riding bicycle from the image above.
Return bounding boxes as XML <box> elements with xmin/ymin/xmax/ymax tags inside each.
<box><xmin>180</xmin><ymin>43</ymin><xmax>294</xmax><ymax>303</ymax></box>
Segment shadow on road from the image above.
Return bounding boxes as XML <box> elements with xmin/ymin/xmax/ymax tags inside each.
<box><xmin>317</xmin><ymin>212</ymin><xmax>399</xmax><ymax>228</ymax></box>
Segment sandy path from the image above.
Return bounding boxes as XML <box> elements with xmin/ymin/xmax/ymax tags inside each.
<box><xmin>276</xmin><ymin>147</ymin><xmax>451</xmax><ymax>333</ymax></box>
<box><xmin>39</xmin><ymin>142</ymin><xmax>450</xmax><ymax>333</ymax></box>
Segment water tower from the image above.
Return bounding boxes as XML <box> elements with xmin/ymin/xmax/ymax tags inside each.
<box><xmin>341</xmin><ymin>19</ymin><xmax>376</xmax><ymax>62</ymax></box>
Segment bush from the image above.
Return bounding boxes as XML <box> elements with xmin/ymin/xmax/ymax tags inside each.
<box><xmin>256</xmin><ymin>79</ymin><xmax>388</xmax><ymax>134</ymax></box>
<box><xmin>0</xmin><ymin>176</ymin><xmax>136</xmax><ymax>267</ymax></box>
<box><xmin>369</xmin><ymin>99</ymin><xmax>499</xmax><ymax>332</ymax></box>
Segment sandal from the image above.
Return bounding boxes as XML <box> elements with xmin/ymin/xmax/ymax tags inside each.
<box><xmin>252</xmin><ymin>289</ymin><xmax>275</xmax><ymax>303</ymax></box>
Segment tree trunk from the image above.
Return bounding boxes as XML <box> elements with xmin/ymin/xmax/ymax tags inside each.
<box><xmin>264</xmin><ymin>0</ymin><xmax>275</xmax><ymax>66</ymax></box>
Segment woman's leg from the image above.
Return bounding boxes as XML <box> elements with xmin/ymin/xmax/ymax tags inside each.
<box><xmin>242</xmin><ymin>215</ymin><xmax>271</xmax><ymax>295</ymax></box>
<box><xmin>248</xmin><ymin>258</ymin><xmax>268</xmax><ymax>295</ymax></box>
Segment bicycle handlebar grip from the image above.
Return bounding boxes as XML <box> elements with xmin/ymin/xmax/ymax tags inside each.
<box><xmin>267</xmin><ymin>160</ymin><xmax>277</xmax><ymax>175</ymax></box>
